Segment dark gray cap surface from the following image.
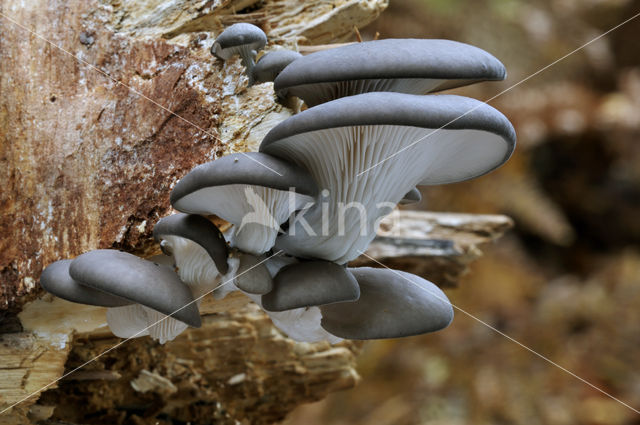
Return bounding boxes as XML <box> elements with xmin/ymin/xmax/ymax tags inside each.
<box><xmin>69</xmin><ymin>249</ymin><xmax>201</xmax><ymax>327</ymax></box>
<box><xmin>253</xmin><ymin>50</ymin><xmax>303</xmax><ymax>84</ymax></box>
<box><xmin>235</xmin><ymin>252</ymin><xmax>273</xmax><ymax>294</ymax></box>
<box><xmin>211</xmin><ymin>23</ymin><xmax>267</xmax><ymax>58</ymax></box>
<box><xmin>260</xmin><ymin>92</ymin><xmax>516</xmax><ymax>184</ymax></box>
<box><xmin>320</xmin><ymin>267</ymin><xmax>454</xmax><ymax>340</ymax></box>
<box><xmin>153</xmin><ymin>213</ymin><xmax>229</xmax><ymax>274</ymax></box>
<box><xmin>171</xmin><ymin>152</ymin><xmax>318</xmax><ymax>207</ymax></box>
<box><xmin>262</xmin><ymin>261</ymin><xmax>360</xmax><ymax>312</ymax></box>
<box><xmin>274</xmin><ymin>39</ymin><xmax>505</xmax><ymax>98</ymax></box>
<box><xmin>399</xmin><ymin>187</ymin><xmax>421</xmax><ymax>205</ymax></box>
<box><xmin>40</xmin><ymin>259</ymin><xmax>133</xmax><ymax>307</ymax></box>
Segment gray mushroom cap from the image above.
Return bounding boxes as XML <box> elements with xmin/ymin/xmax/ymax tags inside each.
<box><xmin>252</xmin><ymin>50</ymin><xmax>303</xmax><ymax>84</ymax></box>
<box><xmin>234</xmin><ymin>252</ymin><xmax>273</xmax><ymax>294</ymax></box>
<box><xmin>274</xmin><ymin>38</ymin><xmax>506</xmax><ymax>106</ymax></box>
<box><xmin>69</xmin><ymin>249</ymin><xmax>201</xmax><ymax>328</ymax></box>
<box><xmin>320</xmin><ymin>267</ymin><xmax>454</xmax><ymax>339</ymax></box>
<box><xmin>261</xmin><ymin>92</ymin><xmax>516</xmax><ymax>186</ymax></box>
<box><xmin>211</xmin><ymin>23</ymin><xmax>267</xmax><ymax>85</ymax></box>
<box><xmin>262</xmin><ymin>261</ymin><xmax>360</xmax><ymax>312</ymax></box>
<box><xmin>399</xmin><ymin>187</ymin><xmax>421</xmax><ymax>205</ymax></box>
<box><xmin>211</xmin><ymin>23</ymin><xmax>267</xmax><ymax>60</ymax></box>
<box><xmin>153</xmin><ymin>213</ymin><xmax>229</xmax><ymax>274</ymax></box>
<box><xmin>171</xmin><ymin>152</ymin><xmax>318</xmax><ymax>208</ymax></box>
<box><xmin>40</xmin><ymin>259</ymin><xmax>133</xmax><ymax>307</ymax></box>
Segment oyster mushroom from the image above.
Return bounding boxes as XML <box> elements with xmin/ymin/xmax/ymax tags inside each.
<box><xmin>252</xmin><ymin>49</ymin><xmax>302</xmax><ymax>84</ymax></box>
<box><xmin>260</xmin><ymin>92</ymin><xmax>516</xmax><ymax>263</ymax></box>
<box><xmin>261</xmin><ymin>261</ymin><xmax>360</xmax><ymax>311</ymax></box>
<box><xmin>211</xmin><ymin>23</ymin><xmax>267</xmax><ymax>85</ymax></box>
<box><xmin>274</xmin><ymin>38</ymin><xmax>506</xmax><ymax>106</ymax></box>
<box><xmin>68</xmin><ymin>249</ymin><xmax>201</xmax><ymax>328</ymax></box>
<box><xmin>40</xmin><ymin>259</ymin><xmax>132</xmax><ymax>307</ymax></box>
<box><xmin>320</xmin><ymin>267</ymin><xmax>454</xmax><ymax>339</ymax></box>
<box><xmin>170</xmin><ymin>152</ymin><xmax>318</xmax><ymax>255</ymax></box>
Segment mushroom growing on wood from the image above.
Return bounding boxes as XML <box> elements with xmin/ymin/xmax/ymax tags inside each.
<box><xmin>40</xmin><ymin>259</ymin><xmax>132</xmax><ymax>307</ymax></box>
<box><xmin>211</xmin><ymin>23</ymin><xmax>267</xmax><ymax>85</ymax></box>
<box><xmin>153</xmin><ymin>213</ymin><xmax>229</xmax><ymax>294</ymax></box>
<box><xmin>320</xmin><ymin>267</ymin><xmax>454</xmax><ymax>339</ymax></box>
<box><xmin>274</xmin><ymin>38</ymin><xmax>506</xmax><ymax>106</ymax></box>
<box><xmin>170</xmin><ymin>152</ymin><xmax>318</xmax><ymax>255</ymax></box>
<box><xmin>262</xmin><ymin>261</ymin><xmax>360</xmax><ymax>311</ymax></box>
<box><xmin>68</xmin><ymin>249</ymin><xmax>201</xmax><ymax>328</ymax></box>
<box><xmin>252</xmin><ymin>49</ymin><xmax>303</xmax><ymax>84</ymax></box>
<box><xmin>260</xmin><ymin>92</ymin><xmax>516</xmax><ymax>263</ymax></box>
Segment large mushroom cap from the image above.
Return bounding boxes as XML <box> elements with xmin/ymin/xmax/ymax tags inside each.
<box><xmin>320</xmin><ymin>267</ymin><xmax>454</xmax><ymax>339</ymax></box>
<box><xmin>274</xmin><ymin>39</ymin><xmax>506</xmax><ymax>106</ymax></box>
<box><xmin>170</xmin><ymin>152</ymin><xmax>318</xmax><ymax>255</ymax></box>
<box><xmin>69</xmin><ymin>249</ymin><xmax>201</xmax><ymax>327</ymax></box>
<box><xmin>153</xmin><ymin>213</ymin><xmax>229</xmax><ymax>274</ymax></box>
<box><xmin>211</xmin><ymin>23</ymin><xmax>267</xmax><ymax>60</ymax></box>
<box><xmin>252</xmin><ymin>49</ymin><xmax>303</xmax><ymax>84</ymax></box>
<box><xmin>260</xmin><ymin>92</ymin><xmax>515</xmax><ymax>263</ymax></box>
<box><xmin>262</xmin><ymin>261</ymin><xmax>360</xmax><ymax>312</ymax></box>
<box><xmin>40</xmin><ymin>259</ymin><xmax>132</xmax><ymax>307</ymax></box>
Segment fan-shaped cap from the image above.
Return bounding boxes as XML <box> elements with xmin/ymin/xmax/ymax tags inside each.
<box><xmin>274</xmin><ymin>39</ymin><xmax>506</xmax><ymax>106</ymax></box>
<box><xmin>153</xmin><ymin>213</ymin><xmax>229</xmax><ymax>274</ymax></box>
<box><xmin>253</xmin><ymin>50</ymin><xmax>303</xmax><ymax>84</ymax></box>
<box><xmin>320</xmin><ymin>267</ymin><xmax>454</xmax><ymax>339</ymax></box>
<box><xmin>262</xmin><ymin>261</ymin><xmax>360</xmax><ymax>312</ymax></box>
<box><xmin>211</xmin><ymin>23</ymin><xmax>267</xmax><ymax>60</ymax></box>
<box><xmin>261</xmin><ymin>92</ymin><xmax>515</xmax><ymax>185</ymax></box>
<box><xmin>399</xmin><ymin>187</ymin><xmax>421</xmax><ymax>205</ymax></box>
<box><xmin>171</xmin><ymin>152</ymin><xmax>317</xmax><ymax>207</ymax></box>
<box><xmin>69</xmin><ymin>249</ymin><xmax>201</xmax><ymax>327</ymax></box>
<box><xmin>40</xmin><ymin>259</ymin><xmax>132</xmax><ymax>307</ymax></box>
<box><xmin>261</xmin><ymin>92</ymin><xmax>515</xmax><ymax>263</ymax></box>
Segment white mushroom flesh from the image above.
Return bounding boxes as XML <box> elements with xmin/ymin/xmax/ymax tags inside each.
<box><xmin>271</xmin><ymin>125</ymin><xmax>507</xmax><ymax>263</ymax></box>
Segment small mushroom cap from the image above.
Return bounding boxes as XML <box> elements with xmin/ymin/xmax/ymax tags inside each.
<box><xmin>211</xmin><ymin>23</ymin><xmax>267</xmax><ymax>60</ymax></box>
<box><xmin>69</xmin><ymin>249</ymin><xmax>201</xmax><ymax>328</ymax></box>
<box><xmin>153</xmin><ymin>213</ymin><xmax>229</xmax><ymax>274</ymax></box>
<box><xmin>171</xmin><ymin>153</ymin><xmax>317</xmax><ymax>207</ymax></box>
<box><xmin>320</xmin><ymin>267</ymin><xmax>454</xmax><ymax>340</ymax></box>
<box><xmin>274</xmin><ymin>39</ymin><xmax>506</xmax><ymax>106</ymax></box>
<box><xmin>261</xmin><ymin>92</ymin><xmax>516</xmax><ymax>185</ymax></box>
<box><xmin>253</xmin><ymin>50</ymin><xmax>303</xmax><ymax>84</ymax></box>
<box><xmin>399</xmin><ymin>187</ymin><xmax>421</xmax><ymax>205</ymax></box>
<box><xmin>235</xmin><ymin>252</ymin><xmax>273</xmax><ymax>294</ymax></box>
<box><xmin>40</xmin><ymin>259</ymin><xmax>132</xmax><ymax>307</ymax></box>
<box><xmin>262</xmin><ymin>261</ymin><xmax>360</xmax><ymax>312</ymax></box>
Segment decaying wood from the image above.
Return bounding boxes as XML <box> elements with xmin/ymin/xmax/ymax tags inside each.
<box><xmin>0</xmin><ymin>211</ymin><xmax>511</xmax><ymax>424</ymax></box>
<box><xmin>352</xmin><ymin>210</ymin><xmax>514</xmax><ymax>287</ymax></box>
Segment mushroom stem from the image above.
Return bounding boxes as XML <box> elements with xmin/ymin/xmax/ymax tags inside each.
<box><xmin>241</xmin><ymin>51</ymin><xmax>257</xmax><ymax>85</ymax></box>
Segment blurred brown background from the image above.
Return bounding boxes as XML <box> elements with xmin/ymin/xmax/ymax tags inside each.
<box><xmin>285</xmin><ymin>0</ymin><xmax>640</xmax><ymax>424</ymax></box>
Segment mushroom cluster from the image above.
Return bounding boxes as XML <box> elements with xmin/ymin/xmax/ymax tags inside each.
<box><xmin>40</xmin><ymin>23</ymin><xmax>515</xmax><ymax>345</ymax></box>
